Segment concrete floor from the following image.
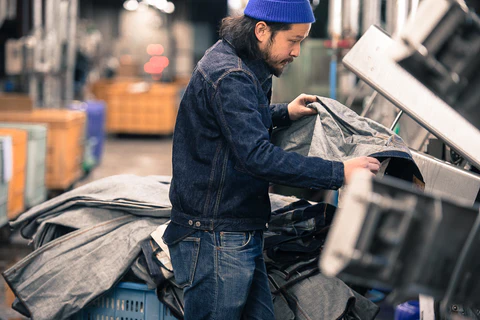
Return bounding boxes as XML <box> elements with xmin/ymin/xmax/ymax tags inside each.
<box><xmin>0</xmin><ymin>135</ymin><xmax>173</xmax><ymax>320</ymax></box>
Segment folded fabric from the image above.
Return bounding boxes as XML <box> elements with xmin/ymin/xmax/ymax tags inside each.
<box><xmin>268</xmin><ymin>267</ymin><xmax>379</xmax><ymax>320</ymax></box>
<box><xmin>3</xmin><ymin>215</ymin><xmax>167</xmax><ymax>320</ymax></box>
<box><xmin>272</xmin><ymin>96</ymin><xmax>412</xmax><ymax>161</ymax></box>
<box><xmin>271</xmin><ymin>96</ymin><xmax>424</xmax><ymax>193</ymax></box>
<box><xmin>11</xmin><ymin>174</ymin><xmax>172</xmax><ymax>239</ymax></box>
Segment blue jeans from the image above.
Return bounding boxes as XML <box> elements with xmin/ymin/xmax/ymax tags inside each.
<box><xmin>168</xmin><ymin>230</ymin><xmax>275</xmax><ymax>320</ymax></box>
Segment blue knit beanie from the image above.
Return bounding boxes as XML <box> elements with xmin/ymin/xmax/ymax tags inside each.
<box><xmin>244</xmin><ymin>0</ymin><xmax>315</xmax><ymax>24</ymax></box>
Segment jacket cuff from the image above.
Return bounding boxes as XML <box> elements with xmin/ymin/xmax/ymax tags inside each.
<box><xmin>329</xmin><ymin>161</ymin><xmax>345</xmax><ymax>189</ymax></box>
<box><xmin>271</xmin><ymin>103</ymin><xmax>292</xmax><ymax>128</ymax></box>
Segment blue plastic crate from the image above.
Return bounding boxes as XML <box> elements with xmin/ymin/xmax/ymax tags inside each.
<box><xmin>68</xmin><ymin>100</ymin><xmax>106</xmax><ymax>166</ymax></box>
<box><xmin>75</xmin><ymin>282</ymin><xmax>178</xmax><ymax>320</ymax></box>
<box><xmin>395</xmin><ymin>300</ymin><xmax>420</xmax><ymax>320</ymax></box>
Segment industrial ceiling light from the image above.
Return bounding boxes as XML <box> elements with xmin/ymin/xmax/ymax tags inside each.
<box><xmin>163</xmin><ymin>1</ymin><xmax>175</xmax><ymax>14</ymax></box>
<box><xmin>154</xmin><ymin>0</ymin><xmax>167</xmax><ymax>10</ymax></box>
<box><xmin>123</xmin><ymin>0</ymin><xmax>139</xmax><ymax>11</ymax></box>
<box><xmin>228</xmin><ymin>0</ymin><xmax>243</xmax><ymax>10</ymax></box>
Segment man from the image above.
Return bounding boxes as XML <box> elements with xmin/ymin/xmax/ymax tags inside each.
<box><xmin>163</xmin><ymin>0</ymin><xmax>381</xmax><ymax>319</ymax></box>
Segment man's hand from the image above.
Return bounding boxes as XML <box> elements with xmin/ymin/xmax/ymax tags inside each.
<box><xmin>287</xmin><ymin>93</ymin><xmax>318</xmax><ymax>121</ymax></box>
<box><xmin>343</xmin><ymin>156</ymin><xmax>381</xmax><ymax>185</ymax></box>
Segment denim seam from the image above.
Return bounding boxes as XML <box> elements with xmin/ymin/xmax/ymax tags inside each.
<box><xmin>198</xmin><ymin>66</ymin><xmax>215</xmax><ymax>88</ymax></box>
<box><xmin>260</xmin><ymin>74</ymin><xmax>273</xmax><ymax>86</ymax></box>
<box><xmin>184</xmin><ymin>237</ymin><xmax>201</xmax><ymax>288</ymax></box>
<box><xmin>211</xmin><ymin>68</ymin><xmax>259</xmax><ymax>106</ymax></box>
<box><xmin>216</xmin><ymin>68</ymin><xmax>258</xmax><ymax>89</ymax></box>
<box><xmin>203</xmin><ymin>141</ymin><xmax>222</xmax><ymax>216</ymax></box>
<box><xmin>213</xmin><ymin>232</ymin><xmax>219</xmax><ymax>320</ymax></box>
<box><xmin>213</xmin><ymin>147</ymin><xmax>229</xmax><ymax>218</ymax></box>
<box><xmin>213</xmin><ymin>70</ymin><xmax>262</xmax><ymax>178</ymax></box>
<box><xmin>217</xmin><ymin>231</ymin><xmax>252</xmax><ymax>251</ymax></box>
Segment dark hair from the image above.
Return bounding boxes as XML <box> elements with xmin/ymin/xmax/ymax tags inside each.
<box><xmin>219</xmin><ymin>15</ymin><xmax>292</xmax><ymax>60</ymax></box>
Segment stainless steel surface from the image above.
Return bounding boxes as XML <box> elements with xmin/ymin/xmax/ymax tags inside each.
<box><xmin>320</xmin><ymin>171</ymin><xmax>372</xmax><ymax>278</ymax></box>
<box><xmin>398</xmin><ymin>114</ymin><xmax>430</xmax><ymax>150</ymax></box>
<box><xmin>320</xmin><ymin>162</ymin><xmax>480</xmax><ymax>278</ymax></box>
<box><xmin>392</xmin><ymin>0</ymin><xmax>455</xmax><ymax>62</ymax></box>
<box><xmin>320</xmin><ymin>170</ymin><xmax>480</xmax><ymax>307</ymax></box>
<box><xmin>411</xmin><ymin>150</ymin><xmax>480</xmax><ymax>206</ymax></box>
<box><xmin>342</xmin><ymin>25</ymin><xmax>480</xmax><ymax>168</ymax></box>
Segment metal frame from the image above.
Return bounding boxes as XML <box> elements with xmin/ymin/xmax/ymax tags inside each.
<box><xmin>342</xmin><ymin>25</ymin><xmax>480</xmax><ymax>168</ymax></box>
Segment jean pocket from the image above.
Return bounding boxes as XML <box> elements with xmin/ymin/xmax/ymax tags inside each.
<box><xmin>219</xmin><ymin>231</ymin><xmax>252</xmax><ymax>250</ymax></box>
<box><xmin>169</xmin><ymin>237</ymin><xmax>201</xmax><ymax>288</ymax></box>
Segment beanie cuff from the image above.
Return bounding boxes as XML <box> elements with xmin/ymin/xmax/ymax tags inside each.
<box><xmin>244</xmin><ymin>0</ymin><xmax>315</xmax><ymax>24</ymax></box>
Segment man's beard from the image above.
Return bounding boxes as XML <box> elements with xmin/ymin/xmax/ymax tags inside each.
<box><xmin>262</xmin><ymin>44</ymin><xmax>293</xmax><ymax>77</ymax></box>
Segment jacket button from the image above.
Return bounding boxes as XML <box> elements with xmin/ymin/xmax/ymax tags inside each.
<box><xmin>188</xmin><ymin>220</ymin><xmax>193</xmax><ymax>226</ymax></box>
<box><xmin>195</xmin><ymin>221</ymin><xmax>201</xmax><ymax>227</ymax></box>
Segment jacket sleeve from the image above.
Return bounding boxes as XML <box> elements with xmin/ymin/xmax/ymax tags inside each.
<box><xmin>211</xmin><ymin>70</ymin><xmax>344</xmax><ymax>190</ymax></box>
<box><xmin>270</xmin><ymin>103</ymin><xmax>291</xmax><ymax>128</ymax></box>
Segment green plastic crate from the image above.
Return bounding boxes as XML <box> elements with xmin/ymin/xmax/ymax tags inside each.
<box><xmin>0</xmin><ymin>123</ymin><xmax>47</xmax><ymax>208</ymax></box>
<box><xmin>0</xmin><ymin>136</ymin><xmax>11</xmax><ymax>227</ymax></box>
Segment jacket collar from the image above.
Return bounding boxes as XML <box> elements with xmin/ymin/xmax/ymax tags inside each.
<box><xmin>223</xmin><ymin>37</ymin><xmax>273</xmax><ymax>86</ymax></box>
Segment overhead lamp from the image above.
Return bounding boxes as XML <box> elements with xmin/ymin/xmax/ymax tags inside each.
<box><xmin>228</xmin><ymin>0</ymin><xmax>243</xmax><ymax>10</ymax></box>
<box><xmin>123</xmin><ymin>0</ymin><xmax>139</xmax><ymax>11</ymax></box>
<box><xmin>163</xmin><ymin>1</ymin><xmax>175</xmax><ymax>14</ymax></box>
<box><xmin>154</xmin><ymin>0</ymin><xmax>167</xmax><ymax>10</ymax></box>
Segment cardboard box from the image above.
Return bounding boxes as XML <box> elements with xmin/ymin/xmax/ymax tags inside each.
<box><xmin>0</xmin><ymin>94</ymin><xmax>33</xmax><ymax>111</ymax></box>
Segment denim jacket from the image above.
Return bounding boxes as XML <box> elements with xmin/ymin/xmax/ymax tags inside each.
<box><xmin>168</xmin><ymin>38</ymin><xmax>344</xmax><ymax>234</ymax></box>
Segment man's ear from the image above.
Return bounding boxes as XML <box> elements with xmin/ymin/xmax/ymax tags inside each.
<box><xmin>254</xmin><ymin>21</ymin><xmax>270</xmax><ymax>44</ymax></box>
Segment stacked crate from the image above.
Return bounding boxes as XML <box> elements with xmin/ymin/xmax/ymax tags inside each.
<box><xmin>102</xmin><ymin>82</ymin><xmax>178</xmax><ymax>135</ymax></box>
<box><xmin>68</xmin><ymin>101</ymin><xmax>106</xmax><ymax>167</ymax></box>
<box><xmin>0</xmin><ymin>137</ymin><xmax>12</xmax><ymax>226</ymax></box>
<box><xmin>0</xmin><ymin>128</ymin><xmax>27</xmax><ymax>220</ymax></box>
<box><xmin>0</xmin><ymin>123</ymin><xmax>47</xmax><ymax>208</ymax></box>
<box><xmin>0</xmin><ymin>109</ymin><xmax>86</xmax><ymax>190</ymax></box>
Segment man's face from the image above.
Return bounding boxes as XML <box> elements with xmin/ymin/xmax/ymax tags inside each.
<box><xmin>259</xmin><ymin>23</ymin><xmax>311</xmax><ymax>77</ymax></box>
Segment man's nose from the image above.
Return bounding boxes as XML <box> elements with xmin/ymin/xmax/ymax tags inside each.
<box><xmin>290</xmin><ymin>43</ymin><xmax>301</xmax><ymax>57</ymax></box>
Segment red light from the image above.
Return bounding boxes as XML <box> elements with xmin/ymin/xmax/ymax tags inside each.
<box><xmin>147</xmin><ymin>44</ymin><xmax>164</xmax><ymax>56</ymax></box>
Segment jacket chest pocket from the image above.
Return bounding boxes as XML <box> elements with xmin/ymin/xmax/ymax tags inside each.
<box><xmin>258</xmin><ymin>104</ymin><xmax>272</xmax><ymax>129</ymax></box>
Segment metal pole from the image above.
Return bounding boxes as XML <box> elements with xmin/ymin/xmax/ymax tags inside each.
<box><xmin>386</xmin><ymin>0</ymin><xmax>410</xmax><ymax>35</ymax></box>
<box><xmin>362</xmin><ymin>0</ymin><xmax>381</xmax><ymax>35</ymax></box>
<box><xmin>0</xmin><ymin>0</ymin><xmax>7</xmax><ymax>29</ymax></box>
<box><xmin>328</xmin><ymin>0</ymin><xmax>343</xmax><ymax>42</ymax></box>
<box><xmin>30</xmin><ymin>0</ymin><xmax>43</xmax><ymax>107</ymax></box>
<box><xmin>390</xmin><ymin>110</ymin><xmax>404</xmax><ymax>131</ymax></box>
<box><xmin>360</xmin><ymin>91</ymin><xmax>378</xmax><ymax>117</ymax></box>
<box><xmin>342</xmin><ymin>0</ymin><xmax>360</xmax><ymax>39</ymax></box>
<box><xmin>65</xmin><ymin>0</ymin><xmax>78</xmax><ymax>104</ymax></box>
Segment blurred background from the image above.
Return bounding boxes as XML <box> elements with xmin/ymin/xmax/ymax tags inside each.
<box><xmin>0</xmin><ymin>0</ymin><xmax>479</xmax><ymax>319</ymax></box>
